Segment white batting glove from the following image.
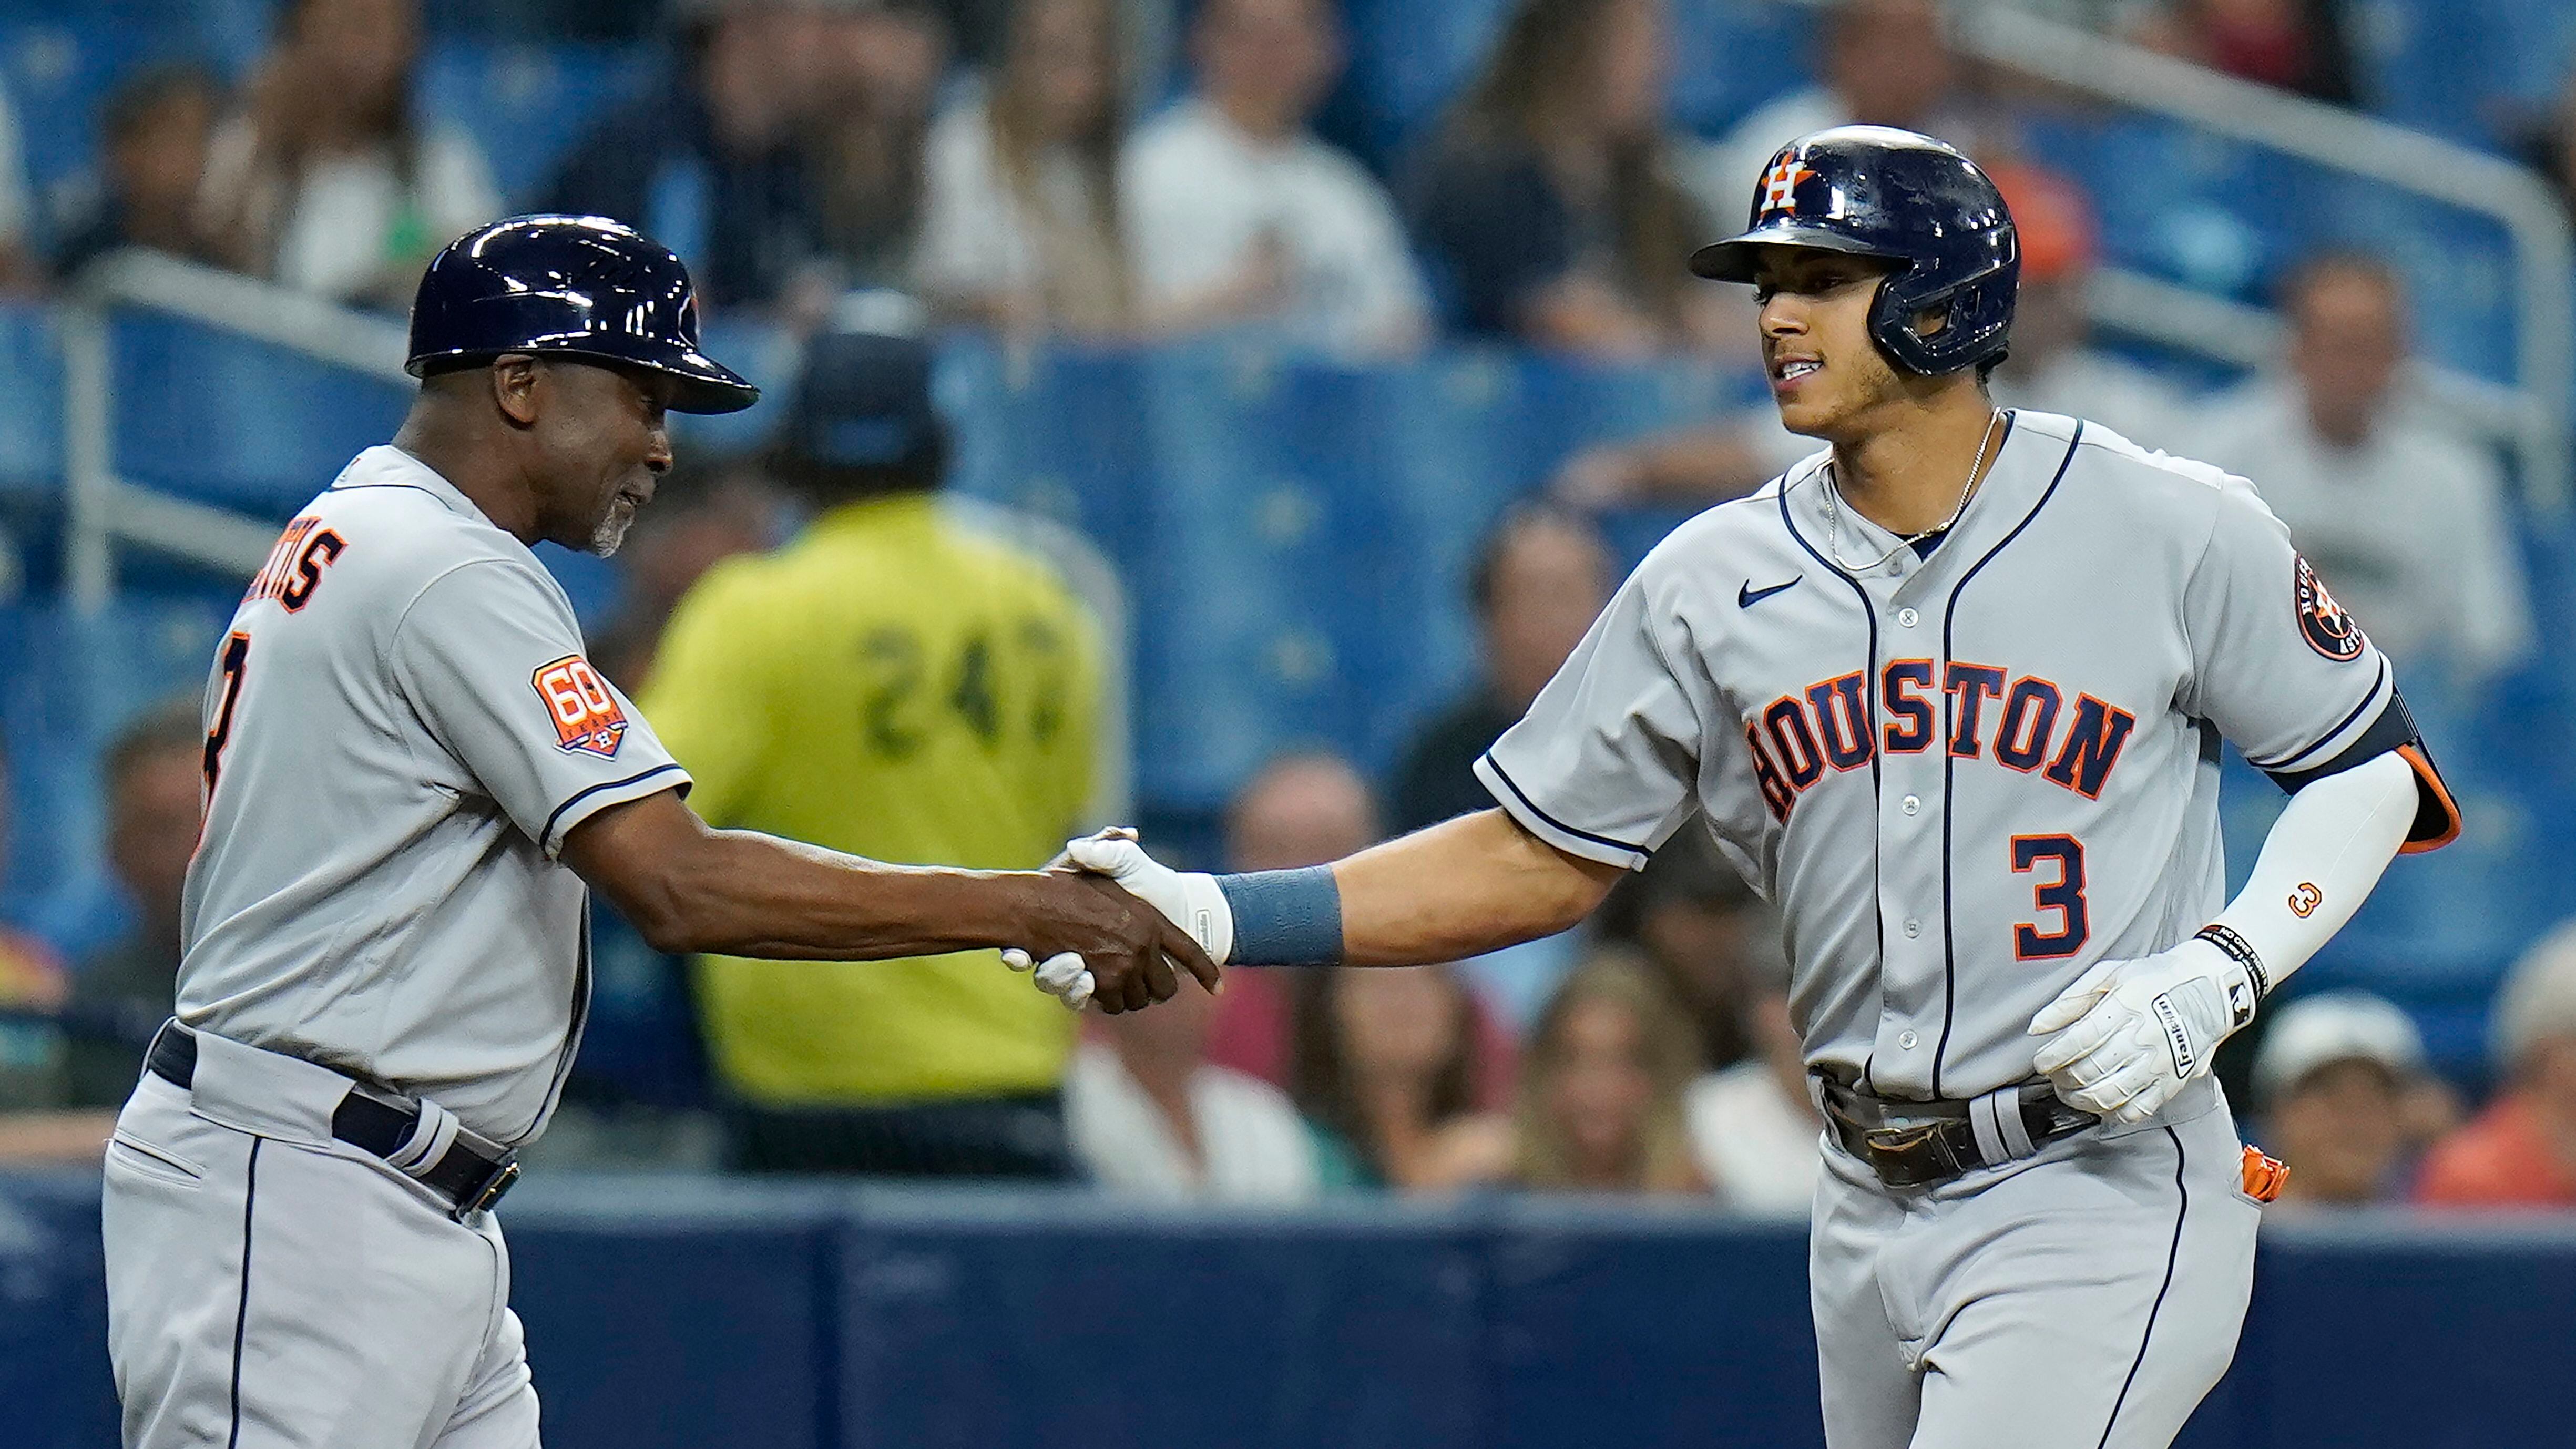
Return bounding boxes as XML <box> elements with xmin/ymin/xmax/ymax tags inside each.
<box><xmin>1061</xmin><ymin>834</ymin><xmax>1234</xmax><ymax>966</ymax></box>
<box><xmin>2027</xmin><ymin>939</ymin><xmax>2258</xmax><ymax>1125</ymax></box>
<box><xmin>1001</xmin><ymin>947</ymin><xmax>1095</xmax><ymax>1011</ymax></box>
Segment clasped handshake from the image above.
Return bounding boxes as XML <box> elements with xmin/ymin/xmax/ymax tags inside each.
<box><xmin>999</xmin><ymin>829</ymin><xmax>1232</xmax><ymax>1014</ymax></box>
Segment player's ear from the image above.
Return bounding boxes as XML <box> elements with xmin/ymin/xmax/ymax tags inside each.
<box><xmin>489</xmin><ymin>354</ymin><xmax>545</xmax><ymax>427</ymax></box>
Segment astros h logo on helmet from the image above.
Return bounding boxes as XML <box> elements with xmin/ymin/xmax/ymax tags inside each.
<box><xmin>1758</xmin><ymin>154</ymin><xmax>1817</xmax><ymax>219</ymax></box>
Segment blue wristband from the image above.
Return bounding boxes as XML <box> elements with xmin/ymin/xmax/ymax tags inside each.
<box><xmin>1214</xmin><ymin>866</ymin><xmax>1344</xmax><ymax>966</ymax></box>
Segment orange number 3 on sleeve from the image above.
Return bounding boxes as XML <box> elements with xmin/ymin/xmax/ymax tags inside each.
<box><xmin>532</xmin><ymin>655</ymin><xmax>628</xmax><ymax>759</ymax></box>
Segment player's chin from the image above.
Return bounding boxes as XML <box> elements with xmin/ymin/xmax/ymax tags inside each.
<box><xmin>588</xmin><ymin>498</ymin><xmax>637</xmax><ymax>557</ymax></box>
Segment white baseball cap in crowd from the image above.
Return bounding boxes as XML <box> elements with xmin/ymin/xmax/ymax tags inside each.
<box><xmin>2252</xmin><ymin>993</ymin><xmax>2427</xmax><ymax>1107</ymax></box>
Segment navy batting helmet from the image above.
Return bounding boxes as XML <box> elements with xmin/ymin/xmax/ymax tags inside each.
<box><xmin>405</xmin><ymin>215</ymin><xmax>760</xmax><ymax>414</ymax></box>
<box><xmin>1690</xmin><ymin>126</ymin><xmax>2018</xmax><ymax>377</ymax></box>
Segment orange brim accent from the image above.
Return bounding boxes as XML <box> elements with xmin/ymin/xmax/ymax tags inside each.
<box><xmin>2396</xmin><ymin>743</ymin><xmax>2461</xmax><ymax>854</ymax></box>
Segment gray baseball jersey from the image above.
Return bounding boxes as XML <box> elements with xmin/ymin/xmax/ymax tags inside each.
<box><xmin>1478</xmin><ymin>411</ymin><xmax>2448</xmax><ymax>1103</ymax></box>
<box><xmin>177</xmin><ymin>444</ymin><xmax>690</xmax><ymax>1145</ymax></box>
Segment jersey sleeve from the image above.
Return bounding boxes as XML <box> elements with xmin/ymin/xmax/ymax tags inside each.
<box><xmin>2181</xmin><ymin>479</ymin><xmax>2459</xmax><ymax>851</ymax></box>
<box><xmin>1473</xmin><ymin>567</ymin><xmax>1711</xmax><ymax>870</ymax></box>
<box><xmin>391</xmin><ymin>559</ymin><xmax>691</xmax><ymax>858</ymax></box>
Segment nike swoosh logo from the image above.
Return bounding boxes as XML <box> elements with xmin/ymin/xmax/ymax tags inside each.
<box><xmin>1739</xmin><ymin>576</ymin><xmax>1802</xmax><ymax>608</ymax></box>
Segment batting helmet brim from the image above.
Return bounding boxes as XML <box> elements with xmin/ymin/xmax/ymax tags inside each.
<box><xmin>405</xmin><ymin>343</ymin><xmax>760</xmax><ymax>415</ymax></box>
<box><xmin>1689</xmin><ymin>222</ymin><xmax>1912</xmax><ymax>283</ymax></box>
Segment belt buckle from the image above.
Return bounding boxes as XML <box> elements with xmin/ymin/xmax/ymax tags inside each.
<box><xmin>453</xmin><ymin>1157</ymin><xmax>521</xmax><ymax>1221</ymax></box>
<box><xmin>1862</xmin><ymin>1119</ymin><xmax>1965</xmax><ymax>1189</ymax></box>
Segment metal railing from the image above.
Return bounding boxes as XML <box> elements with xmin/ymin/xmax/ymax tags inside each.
<box><xmin>1948</xmin><ymin>8</ymin><xmax>2575</xmax><ymax>507</ymax></box>
<box><xmin>56</xmin><ymin>249</ymin><xmax>1136</xmax><ymax>820</ymax></box>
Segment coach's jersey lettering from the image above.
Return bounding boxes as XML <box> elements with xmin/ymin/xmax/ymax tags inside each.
<box><xmin>533</xmin><ymin>656</ymin><xmax>628</xmax><ymax>758</ymax></box>
<box><xmin>202</xmin><ymin>630</ymin><xmax>251</xmax><ymax>795</ymax></box>
<box><xmin>2010</xmin><ymin>834</ymin><xmax>2088</xmax><ymax>960</ymax></box>
<box><xmin>246</xmin><ymin>518</ymin><xmax>348</xmax><ymax>610</ymax></box>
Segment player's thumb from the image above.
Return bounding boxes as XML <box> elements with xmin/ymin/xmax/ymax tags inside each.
<box><xmin>2027</xmin><ymin>962</ymin><xmax>2119</xmax><ymax>1034</ymax></box>
<box><xmin>1064</xmin><ymin>835</ymin><xmax>1144</xmax><ymax>877</ymax></box>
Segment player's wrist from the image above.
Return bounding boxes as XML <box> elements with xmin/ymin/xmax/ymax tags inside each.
<box><xmin>1212</xmin><ymin>865</ymin><xmax>1342</xmax><ymax>967</ymax></box>
<box><xmin>2192</xmin><ymin>924</ymin><xmax>2267</xmax><ymax>1029</ymax></box>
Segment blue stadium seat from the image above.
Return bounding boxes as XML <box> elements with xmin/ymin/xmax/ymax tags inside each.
<box><xmin>415</xmin><ymin>39</ymin><xmax>661</xmax><ymax>210</ymax></box>
<box><xmin>0</xmin><ymin>301</ymin><xmax>58</xmax><ymax>491</ymax></box>
<box><xmin>108</xmin><ymin>314</ymin><xmax>410</xmax><ymax>513</ymax></box>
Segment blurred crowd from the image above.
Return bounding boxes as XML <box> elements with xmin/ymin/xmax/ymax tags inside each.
<box><xmin>0</xmin><ymin>0</ymin><xmax>2573</xmax><ymax>1214</ymax></box>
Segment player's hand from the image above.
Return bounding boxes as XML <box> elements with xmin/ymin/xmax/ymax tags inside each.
<box><xmin>2027</xmin><ymin>940</ymin><xmax>2256</xmax><ymax>1125</ymax></box>
<box><xmin>1000</xmin><ymin>866</ymin><xmax>1221</xmax><ymax>1014</ymax></box>
<box><xmin>1059</xmin><ymin>830</ymin><xmax>1235</xmax><ymax>965</ymax></box>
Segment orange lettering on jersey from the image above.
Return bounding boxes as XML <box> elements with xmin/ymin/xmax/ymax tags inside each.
<box><xmin>2287</xmin><ymin>882</ymin><xmax>2323</xmax><ymax>918</ymax></box>
<box><xmin>244</xmin><ymin>517</ymin><xmax>346</xmax><ymax>610</ymax></box>
<box><xmin>532</xmin><ymin>655</ymin><xmax>627</xmax><ymax>758</ymax></box>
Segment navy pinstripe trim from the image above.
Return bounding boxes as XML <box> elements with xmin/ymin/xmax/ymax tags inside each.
<box><xmin>2097</xmin><ymin>1127</ymin><xmax>2191</xmax><ymax>1448</ymax></box>
<box><xmin>2265</xmin><ymin>690</ymin><xmax>2416</xmax><ymax>793</ymax></box>
<box><xmin>326</xmin><ymin>482</ymin><xmax>459</xmax><ymax>504</ymax></box>
<box><xmin>1934</xmin><ymin>419</ymin><xmax>2077</xmax><ymax>1096</ymax></box>
<box><xmin>1480</xmin><ymin>754</ymin><xmax>1652</xmax><ymax>860</ymax></box>
<box><xmin>2248</xmin><ymin>657</ymin><xmax>2390</xmax><ymax>773</ymax></box>
<box><xmin>228</xmin><ymin>1136</ymin><xmax>263</xmax><ymax>1449</ymax></box>
<box><xmin>1775</xmin><ymin>460</ymin><xmax>1886</xmax><ymax>1047</ymax></box>
<box><xmin>540</xmin><ymin>763</ymin><xmax>688</xmax><ymax>849</ymax></box>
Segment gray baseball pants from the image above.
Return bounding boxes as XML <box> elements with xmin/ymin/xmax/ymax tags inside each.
<box><xmin>1811</xmin><ymin>1087</ymin><xmax>2261</xmax><ymax>1449</ymax></box>
<box><xmin>101</xmin><ymin>1033</ymin><xmax>539</xmax><ymax>1449</ymax></box>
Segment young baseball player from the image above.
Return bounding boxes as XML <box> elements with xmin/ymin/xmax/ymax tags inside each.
<box><xmin>1055</xmin><ymin>128</ymin><xmax>2458</xmax><ymax>1448</ymax></box>
<box><xmin>101</xmin><ymin>216</ymin><xmax>1216</xmax><ymax>1449</ymax></box>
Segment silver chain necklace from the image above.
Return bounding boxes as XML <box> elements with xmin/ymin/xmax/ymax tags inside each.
<box><xmin>1821</xmin><ymin>409</ymin><xmax>2005</xmax><ymax>574</ymax></box>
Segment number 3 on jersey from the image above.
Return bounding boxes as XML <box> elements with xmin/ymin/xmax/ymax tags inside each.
<box><xmin>2010</xmin><ymin>834</ymin><xmax>2088</xmax><ymax>960</ymax></box>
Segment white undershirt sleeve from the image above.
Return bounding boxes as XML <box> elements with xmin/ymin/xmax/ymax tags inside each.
<box><xmin>2207</xmin><ymin>750</ymin><xmax>2417</xmax><ymax>991</ymax></box>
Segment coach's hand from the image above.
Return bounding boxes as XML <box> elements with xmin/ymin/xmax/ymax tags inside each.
<box><xmin>1001</xmin><ymin>868</ymin><xmax>1220</xmax><ymax>1014</ymax></box>
<box><xmin>1060</xmin><ymin>832</ymin><xmax>1234</xmax><ymax>964</ymax></box>
<box><xmin>2027</xmin><ymin>940</ymin><xmax>2256</xmax><ymax>1125</ymax></box>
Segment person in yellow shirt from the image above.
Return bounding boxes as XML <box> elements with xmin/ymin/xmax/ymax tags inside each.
<box><xmin>642</xmin><ymin>318</ymin><xmax>1103</xmax><ymax>1176</ymax></box>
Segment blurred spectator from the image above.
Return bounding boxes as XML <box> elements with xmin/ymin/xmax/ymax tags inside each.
<box><xmin>1511</xmin><ymin>950</ymin><xmax>1706</xmax><ymax>1194</ymax></box>
<box><xmin>199</xmin><ymin>0</ymin><xmax>502</xmax><ymax>308</ymax></box>
<box><xmin>58</xmin><ymin>700</ymin><xmax>202</xmax><ymax>1108</ymax></box>
<box><xmin>587</xmin><ymin>453</ymin><xmax>782</xmax><ymax>691</ymax></box>
<box><xmin>1684</xmin><ymin>921</ymin><xmax>1819</xmax><ymax>1212</ymax></box>
<box><xmin>641</xmin><ymin>308</ymin><xmax>1105</xmax><ymax>1177</ymax></box>
<box><xmin>1065</xmin><ymin>973</ymin><xmax>1321</xmax><ymax>1201</ymax></box>
<box><xmin>2252</xmin><ymin>993</ymin><xmax>2436</xmax><ymax>1207</ymax></box>
<box><xmin>54</xmin><ymin>64</ymin><xmax>226</xmax><ymax>281</ymax></box>
<box><xmin>0</xmin><ymin>78</ymin><xmax>43</xmax><ymax>292</ymax></box>
<box><xmin>2516</xmin><ymin>66</ymin><xmax>2576</xmax><ymax>217</ymax></box>
<box><xmin>1408</xmin><ymin>0</ymin><xmax>1722</xmax><ymax>357</ymax></box>
<box><xmin>2418</xmin><ymin>923</ymin><xmax>2576</xmax><ymax>1208</ymax></box>
<box><xmin>1121</xmin><ymin>0</ymin><xmax>1430</xmax><ymax>354</ymax></box>
<box><xmin>916</xmin><ymin>0</ymin><xmax>1135</xmax><ymax>335</ymax></box>
<box><xmin>2128</xmin><ymin>0</ymin><xmax>2356</xmax><ymax>105</ymax></box>
<box><xmin>1200</xmin><ymin>750</ymin><xmax>1381</xmax><ymax>1090</ymax></box>
<box><xmin>807</xmin><ymin>2</ymin><xmax>950</xmax><ymax>294</ymax></box>
<box><xmin>544</xmin><ymin>0</ymin><xmax>826</xmax><ymax>310</ymax></box>
<box><xmin>1979</xmin><ymin>161</ymin><xmax>2190</xmax><ymax>450</ymax></box>
<box><xmin>1596</xmin><ymin>825</ymin><xmax>1762</xmax><ymax>1073</ymax></box>
<box><xmin>1294</xmin><ymin>962</ymin><xmax>1513</xmax><ymax>1191</ymax></box>
<box><xmin>1394</xmin><ymin>502</ymin><xmax>1610</xmax><ymax>1027</ymax></box>
<box><xmin>1689</xmin><ymin>0</ymin><xmax>1984</xmax><ymax>236</ymax></box>
<box><xmin>1390</xmin><ymin>502</ymin><xmax>1611</xmax><ymax>834</ymax></box>
<box><xmin>2197</xmin><ymin>252</ymin><xmax>2532</xmax><ymax>688</ymax></box>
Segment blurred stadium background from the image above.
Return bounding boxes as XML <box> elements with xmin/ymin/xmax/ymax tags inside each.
<box><xmin>3</xmin><ymin>0</ymin><xmax>2576</xmax><ymax>1444</ymax></box>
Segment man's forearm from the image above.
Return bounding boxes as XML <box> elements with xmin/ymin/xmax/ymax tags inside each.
<box><xmin>646</xmin><ymin>829</ymin><xmax>1044</xmax><ymax>958</ymax></box>
<box><xmin>2204</xmin><ymin>749</ymin><xmax>2417</xmax><ymax>992</ymax></box>
<box><xmin>1331</xmin><ymin>809</ymin><xmax>1622</xmax><ymax>967</ymax></box>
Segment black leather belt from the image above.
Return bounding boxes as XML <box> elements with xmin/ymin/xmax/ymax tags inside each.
<box><xmin>146</xmin><ymin>1021</ymin><xmax>520</xmax><ymax>1220</ymax></box>
<box><xmin>1818</xmin><ymin>1075</ymin><xmax>2099</xmax><ymax>1190</ymax></box>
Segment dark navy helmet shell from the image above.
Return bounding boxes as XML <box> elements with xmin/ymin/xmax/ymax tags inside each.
<box><xmin>405</xmin><ymin>215</ymin><xmax>760</xmax><ymax>414</ymax></box>
<box><xmin>1690</xmin><ymin>126</ymin><xmax>2019</xmax><ymax>377</ymax></box>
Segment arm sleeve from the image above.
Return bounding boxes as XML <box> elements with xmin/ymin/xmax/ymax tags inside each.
<box><xmin>2181</xmin><ymin>479</ymin><xmax>2458</xmax><ymax>851</ymax></box>
<box><xmin>391</xmin><ymin>560</ymin><xmax>690</xmax><ymax>858</ymax></box>
<box><xmin>632</xmin><ymin>570</ymin><xmax>771</xmax><ymax>828</ymax></box>
<box><xmin>1474</xmin><ymin>568</ymin><xmax>1711</xmax><ymax>870</ymax></box>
